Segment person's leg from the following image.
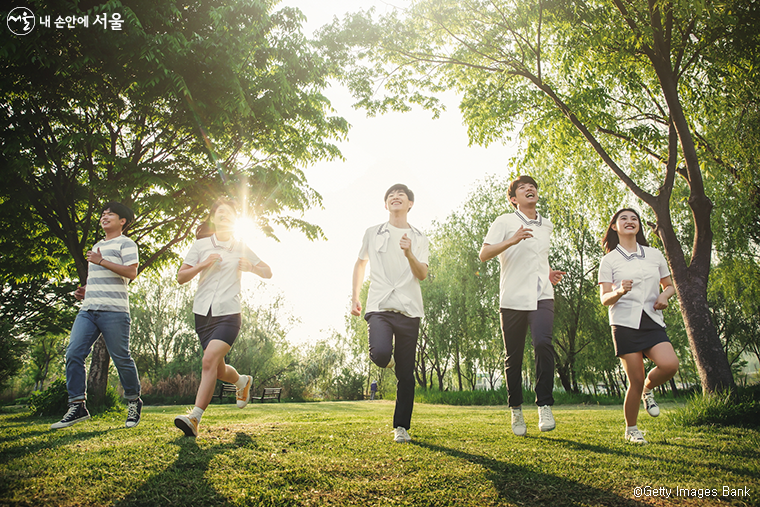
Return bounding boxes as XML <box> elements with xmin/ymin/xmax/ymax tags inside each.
<box><xmin>643</xmin><ymin>342</ymin><xmax>679</xmax><ymax>389</ymax></box>
<box><xmin>618</xmin><ymin>352</ymin><xmax>646</xmax><ymax>427</ymax></box>
<box><xmin>499</xmin><ymin>309</ymin><xmax>528</xmax><ymax>408</ymax></box>
<box><xmin>391</xmin><ymin>315</ymin><xmax>420</xmax><ymax>432</ymax></box>
<box><xmin>65</xmin><ymin>310</ymin><xmax>103</xmax><ymax>403</ymax></box>
<box><xmin>366</xmin><ymin>313</ymin><xmax>394</xmax><ymax>368</ymax></box>
<box><xmin>195</xmin><ymin>340</ymin><xmax>233</xmax><ymax>410</ymax></box>
<box><xmin>528</xmin><ymin>300</ymin><xmax>556</xmax><ymax>407</ymax></box>
<box><xmin>97</xmin><ymin>311</ymin><xmax>141</xmax><ymax>401</ymax></box>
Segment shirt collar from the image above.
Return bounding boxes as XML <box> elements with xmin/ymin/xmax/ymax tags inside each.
<box><xmin>211</xmin><ymin>234</ymin><xmax>236</xmax><ymax>252</ymax></box>
<box><xmin>376</xmin><ymin>222</ymin><xmax>423</xmax><ymax>236</ymax></box>
<box><xmin>615</xmin><ymin>244</ymin><xmax>645</xmax><ymax>261</ymax></box>
<box><xmin>515</xmin><ymin>209</ymin><xmax>543</xmax><ymax>227</ymax></box>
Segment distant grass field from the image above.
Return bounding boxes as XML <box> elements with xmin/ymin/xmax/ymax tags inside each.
<box><xmin>1</xmin><ymin>401</ymin><xmax>757</xmax><ymax>506</ymax></box>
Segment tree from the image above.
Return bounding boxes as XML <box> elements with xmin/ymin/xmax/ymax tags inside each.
<box><xmin>321</xmin><ymin>0</ymin><xmax>760</xmax><ymax>392</ymax></box>
<box><xmin>2</xmin><ymin>0</ymin><xmax>348</xmax><ymax>401</ymax></box>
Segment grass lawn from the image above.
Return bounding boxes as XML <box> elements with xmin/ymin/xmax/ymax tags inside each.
<box><xmin>0</xmin><ymin>401</ymin><xmax>757</xmax><ymax>506</ymax></box>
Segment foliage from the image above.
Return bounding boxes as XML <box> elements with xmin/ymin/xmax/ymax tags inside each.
<box><xmin>0</xmin><ymin>321</ymin><xmax>27</xmax><ymax>392</ymax></box>
<box><xmin>321</xmin><ymin>0</ymin><xmax>759</xmax><ymax>393</ymax></box>
<box><xmin>669</xmin><ymin>384</ymin><xmax>760</xmax><ymax>428</ymax></box>
<box><xmin>28</xmin><ymin>378</ymin><xmax>69</xmax><ymax>417</ymax></box>
<box><xmin>1</xmin><ymin>0</ymin><xmax>348</xmax><ymax>401</ymax></box>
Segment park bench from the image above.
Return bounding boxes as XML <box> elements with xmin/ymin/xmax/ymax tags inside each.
<box><xmin>256</xmin><ymin>387</ymin><xmax>282</xmax><ymax>402</ymax></box>
<box><xmin>213</xmin><ymin>384</ymin><xmax>282</xmax><ymax>403</ymax></box>
<box><xmin>213</xmin><ymin>382</ymin><xmax>237</xmax><ymax>403</ymax></box>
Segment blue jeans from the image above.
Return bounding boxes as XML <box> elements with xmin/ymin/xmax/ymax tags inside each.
<box><xmin>65</xmin><ymin>310</ymin><xmax>141</xmax><ymax>403</ymax></box>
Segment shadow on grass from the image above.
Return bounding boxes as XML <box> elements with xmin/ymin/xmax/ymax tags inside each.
<box><xmin>413</xmin><ymin>440</ymin><xmax>648</xmax><ymax>507</ymax></box>
<box><xmin>548</xmin><ymin>436</ymin><xmax>759</xmax><ymax>481</ymax></box>
<box><xmin>116</xmin><ymin>432</ymin><xmax>254</xmax><ymax>507</ymax></box>
<box><xmin>0</xmin><ymin>426</ymin><xmax>113</xmax><ymax>463</ymax></box>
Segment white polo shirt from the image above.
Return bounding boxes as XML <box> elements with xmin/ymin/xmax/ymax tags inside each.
<box><xmin>598</xmin><ymin>244</ymin><xmax>670</xmax><ymax>328</ymax></box>
<box><xmin>358</xmin><ymin>222</ymin><xmax>429</xmax><ymax>318</ymax></box>
<box><xmin>183</xmin><ymin>235</ymin><xmax>261</xmax><ymax>317</ymax></box>
<box><xmin>483</xmin><ymin>210</ymin><xmax>553</xmax><ymax>311</ymax></box>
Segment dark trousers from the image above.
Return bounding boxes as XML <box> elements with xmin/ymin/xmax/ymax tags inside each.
<box><xmin>500</xmin><ymin>299</ymin><xmax>556</xmax><ymax>407</ymax></box>
<box><xmin>365</xmin><ymin>311</ymin><xmax>420</xmax><ymax>430</ymax></box>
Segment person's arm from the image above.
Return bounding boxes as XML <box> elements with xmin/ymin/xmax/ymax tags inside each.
<box><xmin>86</xmin><ymin>248</ymin><xmax>138</xmax><ymax>280</ymax></box>
<box><xmin>654</xmin><ymin>276</ymin><xmax>675</xmax><ymax>310</ymax></box>
<box><xmin>239</xmin><ymin>257</ymin><xmax>272</xmax><ymax>279</ymax></box>
<box><xmin>351</xmin><ymin>258</ymin><xmax>368</xmax><ymax>316</ymax></box>
<box><xmin>177</xmin><ymin>254</ymin><xmax>221</xmax><ymax>285</ymax></box>
<box><xmin>400</xmin><ymin>233</ymin><xmax>428</xmax><ymax>281</ymax></box>
<box><xmin>599</xmin><ymin>280</ymin><xmax>633</xmax><ymax>306</ymax></box>
<box><xmin>479</xmin><ymin>225</ymin><xmax>533</xmax><ymax>262</ymax></box>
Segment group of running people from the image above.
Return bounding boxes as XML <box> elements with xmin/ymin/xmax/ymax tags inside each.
<box><xmin>51</xmin><ymin>176</ymin><xmax>679</xmax><ymax>445</ymax></box>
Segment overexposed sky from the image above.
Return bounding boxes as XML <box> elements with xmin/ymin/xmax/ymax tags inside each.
<box><xmin>238</xmin><ymin>0</ymin><xmax>518</xmax><ymax>344</ymax></box>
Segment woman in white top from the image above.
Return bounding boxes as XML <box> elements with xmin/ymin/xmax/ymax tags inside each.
<box><xmin>173</xmin><ymin>198</ymin><xmax>272</xmax><ymax>437</ymax></box>
<box><xmin>598</xmin><ymin>208</ymin><xmax>679</xmax><ymax>444</ymax></box>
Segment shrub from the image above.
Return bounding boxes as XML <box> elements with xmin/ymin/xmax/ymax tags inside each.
<box><xmin>29</xmin><ymin>378</ymin><xmax>123</xmax><ymax>416</ymax></box>
<box><xmin>669</xmin><ymin>384</ymin><xmax>760</xmax><ymax>428</ymax></box>
<box><xmin>29</xmin><ymin>378</ymin><xmax>68</xmax><ymax>416</ymax></box>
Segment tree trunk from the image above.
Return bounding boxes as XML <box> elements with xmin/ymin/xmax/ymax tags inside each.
<box><xmin>87</xmin><ymin>336</ymin><xmax>110</xmax><ymax>405</ymax></box>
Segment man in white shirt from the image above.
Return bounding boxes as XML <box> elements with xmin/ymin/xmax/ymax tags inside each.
<box><xmin>351</xmin><ymin>184</ymin><xmax>429</xmax><ymax>443</ymax></box>
<box><xmin>52</xmin><ymin>202</ymin><xmax>142</xmax><ymax>430</ymax></box>
<box><xmin>479</xmin><ymin>176</ymin><xmax>565</xmax><ymax>436</ymax></box>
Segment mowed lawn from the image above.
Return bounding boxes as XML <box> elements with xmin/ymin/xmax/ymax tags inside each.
<box><xmin>0</xmin><ymin>401</ymin><xmax>757</xmax><ymax>506</ymax></box>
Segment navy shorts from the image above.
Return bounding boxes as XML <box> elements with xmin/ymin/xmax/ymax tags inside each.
<box><xmin>612</xmin><ymin>312</ymin><xmax>670</xmax><ymax>357</ymax></box>
<box><xmin>194</xmin><ymin>312</ymin><xmax>241</xmax><ymax>350</ymax></box>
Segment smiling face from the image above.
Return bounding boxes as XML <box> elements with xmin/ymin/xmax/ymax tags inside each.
<box><xmin>509</xmin><ymin>181</ymin><xmax>539</xmax><ymax>209</ymax></box>
<box><xmin>612</xmin><ymin>210</ymin><xmax>640</xmax><ymax>236</ymax></box>
<box><xmin>100</xmin><ymin>209</ymin><xmax>126</xmax><ymax>234</ymax></box>
<box><xmin>385</xmin><ymin>189</ymin><xmax>413</xmax><ymax>213</ymax></box>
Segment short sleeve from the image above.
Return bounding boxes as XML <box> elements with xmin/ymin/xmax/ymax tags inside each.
<box><xmin>183</xmin><ymin>241</ymin><xmax>201</xmax><ymax>267</ymax></box>
<box><xmin>121</xmin><ymin>238</ymin><xmax>139</xmax><ymax>266</ymax></box>
<box><xmin>417</xmin><ymin>235</ymin><xmax>430</xmax><ymax>265</ymax></box>
<box><xmin>598</xmin><ymin>255</ymin><xmax>613</xmax><ymax>285</ymax></box>
<box><xmin>243</xmin><ymin>244</ymin><xmax>262</xmax><ymax>267</ymax></box>
<box><xmin>358</xmin><ymin>228</ymin><xmax>371</xmax><ymax>261</ymax></box>
<box><xmin>656</xmin><ymin>250</ymin><xmax>670</xmax><ymax>279</ymax></box>
<box><xmin>483</xmin><ymin>216</ymin><xmax>507</xmax><ymax>246</ymax></box>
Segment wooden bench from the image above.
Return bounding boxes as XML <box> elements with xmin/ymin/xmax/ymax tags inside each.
<box><xmin>213</xmin><ymin>382</ymin><xmax>237</xmax><ymax>403</ymax></box>
<box><xmin>256</xmin><ymin>387</ymin><xmax>282</xmax><ymax>402</ymax></box>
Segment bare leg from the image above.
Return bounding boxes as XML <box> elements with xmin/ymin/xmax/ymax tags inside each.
<box><xmin>194</xmin><ymin>340</ymin><xmax>238</xmax><ymax>410</ymax></box>
<box><xmin>619</xmin><ymin>352</ymin><xmax>645</xmax><ymax>427</ymax></box>
<box><xmin>642</xmin><ymin>342</ymin><xmax>679</xmax><ymax>390</ymax></box>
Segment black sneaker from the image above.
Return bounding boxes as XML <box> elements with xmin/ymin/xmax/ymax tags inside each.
<box><xmin>51</xmin><ymin>402</ymin><xmax>90</xmax><ymax>429</ymax></box>
<box><xmin>125</xmin><ymin>398</ymin><xmax>143</xmax><ymax>428</ymax></box>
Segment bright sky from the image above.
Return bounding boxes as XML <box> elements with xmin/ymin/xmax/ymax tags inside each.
<box><xmin>237</xmin><ymin>0</ymin><xmax>518</xmax><ymax>345</ymax></box>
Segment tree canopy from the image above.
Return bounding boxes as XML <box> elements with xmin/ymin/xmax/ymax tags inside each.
<box><xmin>1</xmin><ymin>0</ymin><xmax>348</xmax><ymax>400</ymax></box>
<box><xmin>321</xmin><ymin>0</ymin><xmax>760</xmax><ymax>393</ymax></box>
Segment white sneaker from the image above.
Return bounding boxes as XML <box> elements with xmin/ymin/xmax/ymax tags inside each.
<box><xmin>625</xmin><ymin>428</ymin><xmax>648</xmax><ymax>444</ymax></box>
<box><xmin>236</xmin><ymin>375</ymin><xmax>252</xmax><ymax>408</ymax></box>
<box><xmin>511</xmin><ymin>407</ymin><xmax>527</xmax><ymax>436</ymax></box>
<box><xmin>642</xmin><ymin>390</ymin><xmax>660</xmax><ymax>417</ymax></box>
<box><xmin>393</xmin><ymin>427</ymin><xmax>411</xmax><ymax>443</ymax></box>
<box><xmin>174</xmin><ymin>414</ymin><xmax>200</xmax><ymax>437</ymax></box>
<box><xmin>538</xmin><ymin>405</ymin><xmax>556</xmax><ymax>432</ymax></box>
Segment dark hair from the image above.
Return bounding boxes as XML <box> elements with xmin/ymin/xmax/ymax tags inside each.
<box><xmin>195</xmin><ymin>198</ymin><xmax>238</xmax><ymax>239</ymax></box>
<box><xmin>601</xmin><ymin>208</ymin><xmax>650</xmax><ymax>253</ymax></box>
<box><xmin>384</xmin><ymin>183</ymin><xmax>415</xmax><ymax>205</ymax></box>
<box><xmin>508</xmin><ymin>175</ymin><xmax>539</xmax><ymax>209</ymax></box>
<box><xmin>101</xmin><ymin>202</ymin><xmax>134</xmax><ymax>231</ymax></box>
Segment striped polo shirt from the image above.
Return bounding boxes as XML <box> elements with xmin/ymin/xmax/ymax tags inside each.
<box><xmin>81</xmin><ymin>235</ymin><xmax>139</xmax><ymax>314</ymax></box>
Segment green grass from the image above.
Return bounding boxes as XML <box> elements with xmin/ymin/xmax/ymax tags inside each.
<box><xmin>1</xmin><ymin>401</ymin><xmax>758</xmax><ymax>506</ymax></box>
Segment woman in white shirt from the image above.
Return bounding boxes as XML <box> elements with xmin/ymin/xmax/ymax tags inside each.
<box><xmin>598</xmin><ymin>208</ymin><xmax>679</xmax><ymax>444</ymax></box>
<box><xmin>173</xmin><ymin>198</ymin><xmax>272</xmax><ymax>437</ymax></box>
